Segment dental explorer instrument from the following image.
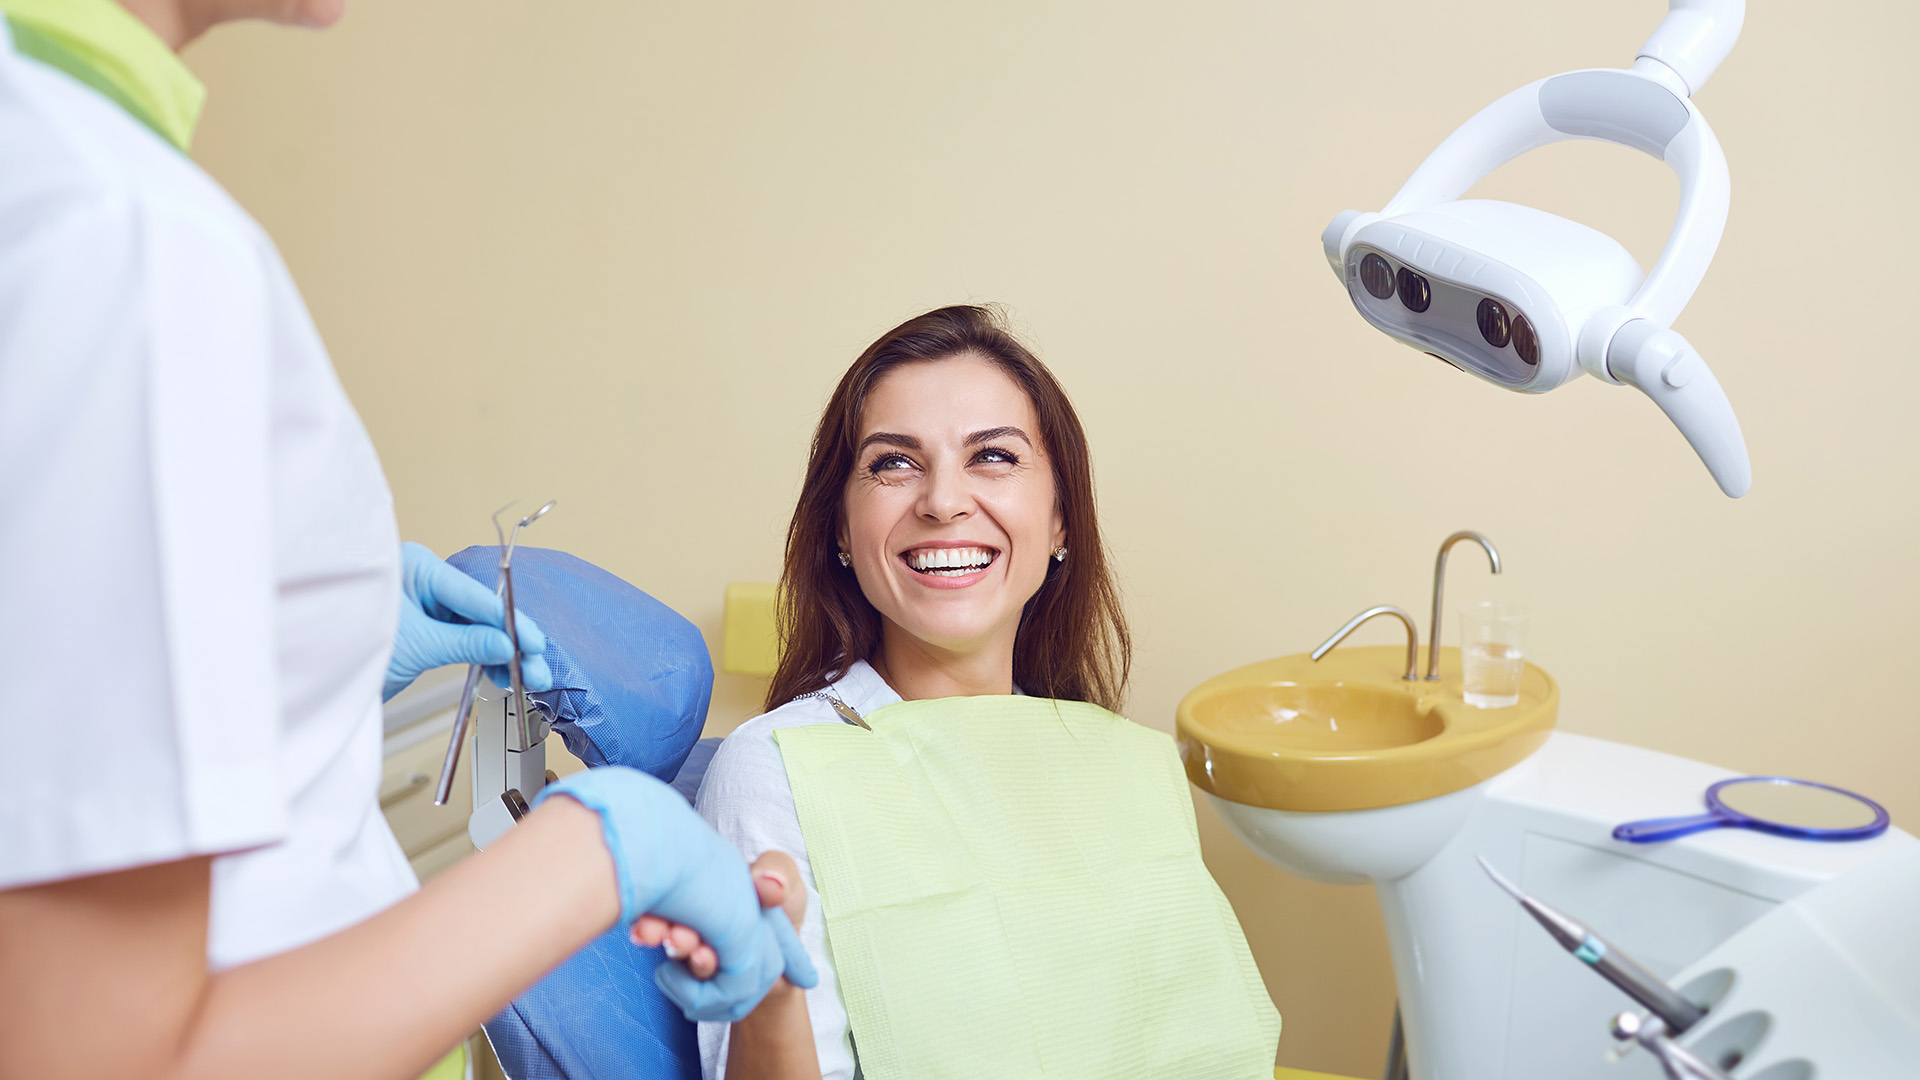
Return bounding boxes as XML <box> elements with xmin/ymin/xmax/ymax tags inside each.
<box><xmin>1476</xmin><ymin>855</ymin><xmax>1706</xmax><ymax>1034</ymax></box>
<box><xmin>433</xmin><ymin>499</ymin><xmax>556</xmax><ymax>806</ymax></box>
<box><xmin>498</xmin><ymin>500</ymin><xmax>555</xmax><ymax>749</ymax></box>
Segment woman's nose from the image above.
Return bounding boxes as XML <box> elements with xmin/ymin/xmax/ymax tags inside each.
<box><xmin>916</xmin><ymin>462</ymin><xmax>975</xmax><ymax>522</ymax></box>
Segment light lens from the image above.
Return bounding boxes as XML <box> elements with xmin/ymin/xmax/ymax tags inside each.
<box><xmin>1359</xmin><ymin>253</ymin><xmax>1395</xmax><ymax>299</ymax></box>
<box><xmin>1511</xmin><ymin>314</ymin><xmax>1539</xmax><ymax>366</ymax></box>
<box><xmin>1395</xmin><ymin>267</ymin><xmax>1431</xmax><ymax>313</ymax></box>
<box><xmin>1476</xmin><ymin>298</ymin><xmax>1511</xmax><ymax>348</ymax></box>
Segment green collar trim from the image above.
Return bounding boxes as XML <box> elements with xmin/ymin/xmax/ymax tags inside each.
<box><xmin>1</xmin><ymin>0</ymin><xmax>204</xmax><ymax>152</ymax></box>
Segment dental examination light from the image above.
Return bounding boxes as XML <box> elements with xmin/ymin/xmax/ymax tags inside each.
<box><xmin>1322</xmin><ymin>0</ymin><xmax>1751</xmax><ymax>496</ymax></box>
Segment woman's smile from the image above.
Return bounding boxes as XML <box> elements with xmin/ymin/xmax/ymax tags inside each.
<box><xmin>899</xmin><ymin>541</ymin><xmax>1000</xmax><ymax>587</ymax></box>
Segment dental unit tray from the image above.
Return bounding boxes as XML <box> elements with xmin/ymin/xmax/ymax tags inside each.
<box><xmin>1322</xmin><ymin>0</ymin><xmax>1752</xmax><ymax>497</ymax></box>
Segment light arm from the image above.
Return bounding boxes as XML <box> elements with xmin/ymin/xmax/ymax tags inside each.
<box><xmin>1635</xmin><ymin>0</ymin><xmax>1746</xmax><ymax>98</ymax></box>
<box><xmin>1372</xmin><ymin>69</ymin><xmax>1728</xmax><ymax>327</ymax></box>
<box><xmin>1602</xmin><ymin>321</ymin><xmax>1751</xmax><ymax>498</ymax></box>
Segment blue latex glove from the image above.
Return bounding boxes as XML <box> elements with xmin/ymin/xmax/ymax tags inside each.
<box><xmin>385</xmin><ymin>541</ymin><xmax>554</xmax><ymax>701</ymax></box>
<box><xmin>536</xmin><ymin>766</ymin><xmax>819</xmax><ymax>1023</ymax></box>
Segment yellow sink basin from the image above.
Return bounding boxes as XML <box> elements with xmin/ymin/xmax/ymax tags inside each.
<box><xmin>1176</xmin><ymin>645</ymin><xmax>1557</xmax><ymax>812</ymax></box>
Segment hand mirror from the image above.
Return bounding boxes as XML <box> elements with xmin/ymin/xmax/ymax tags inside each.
<box><xmin>1613</xmin><ymin>776</ymin><xmax>1890</xmax><ymax>844</ymax></box>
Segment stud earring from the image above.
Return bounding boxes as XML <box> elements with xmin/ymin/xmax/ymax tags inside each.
<box><xmin>1052</xmin><ymin>547</ymin><xmax>1068</xmax><ymax>562</ymax></box>
<box><xmin>838</xmin><ymin>552</ymin><xmax>852</xmax><ymax>567</ymax></box>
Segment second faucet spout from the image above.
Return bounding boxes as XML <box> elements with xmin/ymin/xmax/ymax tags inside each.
<box><xmin>1428</xmin><ymin>531</ymin><xmax>1501</xmax><ymax>681</ymax></box>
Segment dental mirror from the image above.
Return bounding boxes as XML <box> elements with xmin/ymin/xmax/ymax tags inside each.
<box><xmin>1613</xmin><ymin>776</ymin><xmax>1890</xmax><ymax>844</ymax></box>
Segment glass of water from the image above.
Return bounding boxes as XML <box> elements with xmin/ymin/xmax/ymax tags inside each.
<box><xmin>1460</xmin><ymin>602</ymin><xmax>1528</xmax><ymax>709</ymax></box>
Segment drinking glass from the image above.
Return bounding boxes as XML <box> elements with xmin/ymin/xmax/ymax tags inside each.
<box><xmin>1460</xmin><ymin>602</ymin><xmax>1528</xmax><ymax>708</ymax></box>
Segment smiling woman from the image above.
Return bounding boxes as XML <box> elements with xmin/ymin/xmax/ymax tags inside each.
<box><xmin>772</xmin><ymin>303</ymin><xmax>1129</xmax><ymax>712</ymax></box>
<box><xmin>691</xmin><ymin>307</ymin><xmax>1279</xmax><ymax>1080</ymax></box>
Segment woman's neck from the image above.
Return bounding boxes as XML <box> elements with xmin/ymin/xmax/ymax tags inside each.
<box><xmin>871</xmin><ymin>626</ymin><xmax>1015</xmax><ymax>701</ymax></box>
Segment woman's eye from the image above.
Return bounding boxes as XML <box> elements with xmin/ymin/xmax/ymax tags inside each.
<box><xmin>973</xmin><ymin>447</ymin><xmax>1019</xmax><ymax>466</ymax></box>
<box><xmin>867</xmin><ymin>453</ymin><xmax>916</xmax><ymax>476</ymax></box>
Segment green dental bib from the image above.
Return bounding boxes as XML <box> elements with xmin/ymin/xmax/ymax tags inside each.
<box><xmin>775</xmin><ymin>696</ymin><xmax>1280</xmax><ymax>1079</ymax></box>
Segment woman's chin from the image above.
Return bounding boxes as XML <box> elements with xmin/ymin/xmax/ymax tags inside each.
<box><xmin>887</xmin><ymin>611</ymin><xmax>1015</xmax><ymax>658</ymax></box>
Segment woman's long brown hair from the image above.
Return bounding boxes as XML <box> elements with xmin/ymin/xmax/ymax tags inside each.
<box><xmin>766</xmin><ymin>305</ymin><xmax>1131</xmax><ymax>714</ymax></box>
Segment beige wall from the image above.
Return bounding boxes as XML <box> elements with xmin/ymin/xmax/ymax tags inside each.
<box><xmin>186</xmin><ymin>2</ymin><xmax>1920</xmax><ymax>1075</ymax></box>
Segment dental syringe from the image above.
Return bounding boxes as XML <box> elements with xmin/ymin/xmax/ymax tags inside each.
<box><xmin>1476</xmin><ymin>856</ymin><xmax>1706</xmax><ymax>1034</ymax></box>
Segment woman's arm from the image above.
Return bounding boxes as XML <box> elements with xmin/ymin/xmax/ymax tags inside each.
<box><xmin>694</xmin><ymin>715</ymin><xmax>855</xmax><ymax>1080</ymax></box>
<box><xmin>724</xmin><ymin>854</ymin><xmax>821</xmax><ymax>1080</ymax></box>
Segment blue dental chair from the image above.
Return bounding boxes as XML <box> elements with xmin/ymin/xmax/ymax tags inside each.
<box><xmin>448</xmin><ymin>547</ymin><xmax>724</xmax><ymax>1080</ymax></box>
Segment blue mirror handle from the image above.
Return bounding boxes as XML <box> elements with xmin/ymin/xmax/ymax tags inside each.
<box><xmin>1612</xmin><ymin>812</ymin><xmax>1732</xmax><ymax>843</ymax></box>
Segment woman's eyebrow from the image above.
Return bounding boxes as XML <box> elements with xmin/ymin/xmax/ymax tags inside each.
<box><xmin>858</xmin><ymin>431</ymin><xmax>921</xmax><ymax>452</ymax></box>
<box><xmin>967</xmin><ymin>426</ymin><xmax>1032</xmax><ymax>447</ymax></box>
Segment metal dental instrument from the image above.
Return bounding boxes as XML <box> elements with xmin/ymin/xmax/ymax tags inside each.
<box><xmin>433</xmin><ymin>650</ymin><xmax>492</xmax><ymax>806</ymax></box>
<box><xmin>1611</xmin><ymin>1012</ymin><xmax>1733</xmax><ymax>1080</ymax></box>
<box><xmin>497</xmin><ymin>499</ymin><xmax>555</xmax><ymax>750</ymax></box>
<box><xmin>431</xmin><ymin>499</ymin><xmax>556</xmax><ymax>806</ymax></box>
<box><xmin>1477</xmin><ymin>856</ymin><xmax>1706</xmax><ymax>1034</ymax></box>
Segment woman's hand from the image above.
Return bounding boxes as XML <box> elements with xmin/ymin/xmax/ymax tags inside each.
<box><xmin>631</xmin><ymin>851</ymin><xmax>807</xmax><ymax>981</ymax></box>
<box><xmin>722</xmin><ymin>851</ymin><xmax>821</xmax><ymax>1080</ymax></box>
<box><xmin>750</xmin><ymin>851</ymin><xmax>808</xmax><ymax>936</ymax></box>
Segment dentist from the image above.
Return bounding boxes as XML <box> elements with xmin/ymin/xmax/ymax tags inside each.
<box><xmin>0</xmin><ymin>1</ymin><xmax>811</xmax><ymax>1078</ymax></box>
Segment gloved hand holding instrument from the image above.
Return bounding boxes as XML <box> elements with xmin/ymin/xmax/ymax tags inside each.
<box><xmin>385</xmin><ymin>540</ymin><xmax>554</xmax><ymax>702</ymax></box>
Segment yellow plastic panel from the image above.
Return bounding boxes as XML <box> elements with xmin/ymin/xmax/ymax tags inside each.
<box><xmin>722</xmin><ymin>581</ymin><xmax>779</xmax><ymax>676</ymax></box>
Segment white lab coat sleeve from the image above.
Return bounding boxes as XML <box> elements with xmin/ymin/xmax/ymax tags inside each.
<box><xmin>693</xmin><ymin>711</ymin><xmax>858</xmax><ymax>1080</ymax></box>
<box><xmin>0</xmin><ymin>190</ymin><xmax>285</xmax><ymax>890</ymax></box>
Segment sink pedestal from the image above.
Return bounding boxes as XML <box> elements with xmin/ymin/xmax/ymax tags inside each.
<box><xmin>1207</xmin><ymin>782</ymin><xmax>1487</xmax><ymax>886</ymax></box>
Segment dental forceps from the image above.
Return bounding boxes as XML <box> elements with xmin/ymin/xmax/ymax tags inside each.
<box><xmin>433</xmin><ymin>499</ymin><xmax>555</xmax><ymax>806</ymax></box>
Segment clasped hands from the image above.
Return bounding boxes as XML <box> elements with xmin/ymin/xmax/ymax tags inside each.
<box><xmin>536</xmin><ymin>767</ymin><xmax>817</xmax><ymax>1021</ymax></box>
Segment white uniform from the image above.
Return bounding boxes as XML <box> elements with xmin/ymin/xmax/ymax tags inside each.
<box><xmin>694</xmin><ymin>661</ymin><xmax>904</xmax><ymax>1080</ymax></box>
<box><xmin>0</xmin><ymin>19</ymin><xmax>416</xmax><ymax>968</ymax></box>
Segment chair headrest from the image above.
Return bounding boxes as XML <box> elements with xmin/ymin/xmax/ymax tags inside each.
<box><xmin>447</xmin><ymin>546</ymin><xmax>712</xmax><ymax>782</ymax></box>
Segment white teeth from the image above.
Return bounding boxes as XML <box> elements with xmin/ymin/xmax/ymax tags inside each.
<box><xmin>906</xmin><ymin>546</ymin><xmax>995</xmax><ymax>574</ymax></box>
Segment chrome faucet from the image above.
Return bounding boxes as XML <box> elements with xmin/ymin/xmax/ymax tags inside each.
<box><xmin>1311</xmin><ymin>605</ymin><xmax>1421</xmax><ymax>681</ymax></box>
<box><xmin>1427</xmin><ymin>531</ymin><xmax>1500</xmax><ymax>681</ymax></box>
